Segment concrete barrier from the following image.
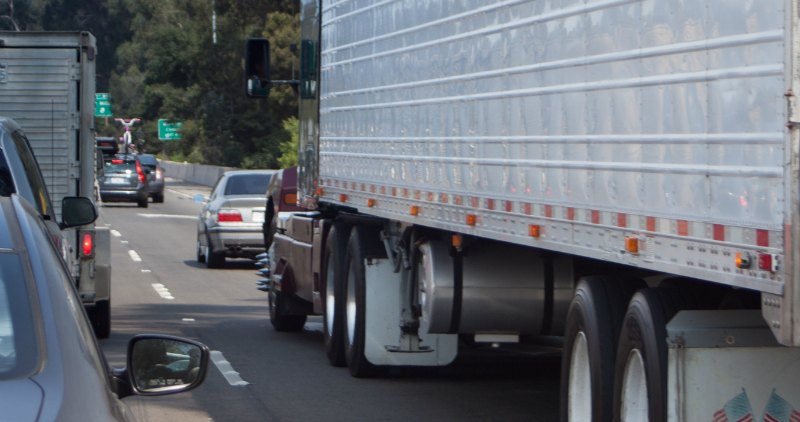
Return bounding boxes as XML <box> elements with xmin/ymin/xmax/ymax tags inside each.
<box><xmin>161</xmin><ymin>161</ymin><xmax>238</xmax><ymax>187</ymax></box>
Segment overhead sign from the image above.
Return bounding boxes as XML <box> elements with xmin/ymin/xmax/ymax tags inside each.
<box><xmin>95</xmin><ymin>93</ymin><xmax>112</xmax><ymax>117</ymax></box>
<box><xmin>158</xmin><ymin>119</ymin><xmax>182</xmax><ymax>140</ymax></box>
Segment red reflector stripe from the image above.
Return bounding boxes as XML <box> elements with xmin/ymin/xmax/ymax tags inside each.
<box><xmin>757</xmin><ymin>229</ymin><xmax>769</xmax><ymax>247</ymax></box>
<box><xmin>713</xmin><ymin>224</ymin><xmax>725</xmax><ymax>241</ymax></box>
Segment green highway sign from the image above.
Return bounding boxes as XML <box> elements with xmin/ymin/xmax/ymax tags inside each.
<box><xmin>158</xmin><ymin>119</ymin><xmax>182</xmax><ymax>140</ymax></box>
<box><xmin>95</xmin><ymin>93</ymin><xmax>112</xmax><ymax>117</ymax></box>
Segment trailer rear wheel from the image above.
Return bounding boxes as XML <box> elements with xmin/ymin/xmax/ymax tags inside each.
<box><xmin>343</xmin><ymin>225</ymin><xmax>383</xmax><ymax>377</ymax></box>
<box><xmin>613</xmin><ymin>288</ymin><xmax>686</xmax><ymax>422</ymax></box>
<box><xmin>322</xmin><ymin>222</ymin><xmax>348</xmax><ymax>367</ymax></box>
<box><xmin>560</xmin><ymin>276</ymin><xmax>645</xmax><ymax>422</ymax></box>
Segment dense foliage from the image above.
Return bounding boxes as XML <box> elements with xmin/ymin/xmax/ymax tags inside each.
<box><xmin>0</xmin><ymin>0</ymin><xmax>299</xmax><ymax>168</ymax></box>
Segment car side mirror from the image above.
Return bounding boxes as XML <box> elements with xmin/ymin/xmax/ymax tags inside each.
<box><xmin>127</xmin><ymin>335</ymin><xmax>209</xmax><ymax>396</ymax></box>
<box><xmin>60</xmin><ymin>196</ymin><xmax>97</xmax><ymax>229</ymax></box>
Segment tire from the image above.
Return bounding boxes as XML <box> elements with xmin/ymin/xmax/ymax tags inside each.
<box><xmin>153</xmin><ymin>192</ymin><xmax>164</xmax><ymax>203</ymax></box>
<box><xmin>204</xmin><ymin>238</ymin><xmax>225</xmax><ymax>269</ymax></box>
<box><xmin>322</xmin><ymin>222</ymin><xmax>349</xmax><ymax>367</ymax></box>
<box><xmin>560</xmin><ymin>276</ymin><xmax>645</xmax><ymax>422</ymax></box>
<box><xmin>343</xmin><ymin>225</ymin><xmax>385</xmax><ymax>377</ymax></box>
<box><xmin>612</xmin><ymin>288</ymin><xmax>687</xmax><ymax>422</ymax></box>
<box><xmin>137</xmin><ymin>197</ymin><xmax>148</xmax><ymax>208</ymax></box>
<box><xmin>269</xmin><ymin>288</ymin><xmax>307</xmax><ymax>332</ymax></box>
<box><xmin>90</xmin><ymin>299</ymin><xmax>111</xmax><ymax>339</ymax></box>
<box><xmin>196</xmin><ymin>237</ymin><xmax>206</xmax><ymax>263</ymax></box>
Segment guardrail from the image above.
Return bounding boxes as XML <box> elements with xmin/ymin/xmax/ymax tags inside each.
<box><xmin>160</xmin><ymin>161</ymin><xmax>238</xmax><ymax>187</ymax></box>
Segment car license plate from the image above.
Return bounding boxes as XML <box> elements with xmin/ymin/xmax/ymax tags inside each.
<box><xmin>109</xmin><ymin>177</ymin><xmax>127</xmax><ymax>184</ymax></box>
<box><xmin>252</xmin><ymin>210</ymin><xmax>265</xmax><ymax>223</ymax></box>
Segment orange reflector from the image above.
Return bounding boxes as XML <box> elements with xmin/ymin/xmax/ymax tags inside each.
<box><xmin>529</xmin><ymin>224</ymin><xmax>541</xmax><ymax>238</ymax></box>
<box><xmin>367</xmin><ymin>198</ymin><xmax>376</xmax><ymax>208</ymax></box>
<box><xmin>284</xmin><ymin>193</ymin><xmax>297</xmax><ymax>205</ymax></box>
<box><xmin>451</xmin><ymin>234</ymin><xmax>462</xmax><ymax>249</ymax></box>
<box><xmin>625</xmin><ymin>236</ymin><xmax>639</xmax><ymax>255</ymax></box>
<box><xmin>82</xmin><ymin>233</ymin><xmax>93</xmax><ymax>257</ymax></box>
<box><xmin>735</xmin><ymin>252</ymin><xmax>751</xmax><ymax>269</ymax></box>
<box><xmin>410</xmin><ymin>205</ymin><xmax>419</xmax><ymax>216</ymax></box>
<box><xmin>315</xmin><ymin>187</ymin><xmax>324</xmax><ymax>196</ymax></box>
<box><xmin>339</xmin><ymin>194</ymin><xmax>348</xmax><ymax>203</ymax></box>
<box><xmin>466</xmin><ymin>214</ymin><xmax>477</xmax><ymax>226</ymax></box>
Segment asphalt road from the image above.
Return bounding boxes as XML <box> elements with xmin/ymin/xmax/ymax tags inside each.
<box><xmin>98</xmin><ymin>179</ymin><xmax>561</xmax><ymax>422</ymax></box>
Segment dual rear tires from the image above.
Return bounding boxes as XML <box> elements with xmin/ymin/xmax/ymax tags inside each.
<box><xmin>322</xmin><ymin>223</ymin><xmax>384</xmax><ymax>377</ymax></box>
<box><xmin>562</xmin><ymin>278</ymin><xmax>720</xmax><ymax>421</ymax></box>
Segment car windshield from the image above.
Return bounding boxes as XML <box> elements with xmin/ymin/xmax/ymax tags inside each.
<box><xmin>104</xmin><ymin>159</ymin><xmax>136</xmax><ymax>175</ymax></box>
<box><xmin>224</xmin><ymin>174</ymin><xmax>271</xmax><ymax>196</ymax></box>
<box><xmin>0</xmin><ymin>253</ymin><xmax>38</xmax><ymax>379</ymax></box>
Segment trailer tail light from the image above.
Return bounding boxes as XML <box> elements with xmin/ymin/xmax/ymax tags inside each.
<box><xmin>81</xmin><ymin>232</ymin><xmax>94</xmax><ymax>257</ymax></box>
<box><xmin>135</xmin><ymin>160</ymin><xmax>145</xmax><ymax>183</ymax></box>
<box><xmin>218</xmin><ymin>210</ymin><xmax>243</xmax><ymax>222</ymax></box>
<box><xmin>758</xmin><ymin>253</ymin><xmax>778</xmax><ymax>272</ymax></box>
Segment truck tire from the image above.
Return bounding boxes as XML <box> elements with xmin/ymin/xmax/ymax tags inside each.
<box><xmin>560</xmin><ymin>276</ymin><xmax>645</xmax><ymax>422</ymax></box>
<box><xmin>343</xmin><ymin>225</ymin><xmax>385</xmax><ymax>377</ymax></box>
<box><xmin>269</xmin><ymin>288</ymin><xmax>307</xmax><ymax>332</ymax></box>
<box><xmin>90</xmin><ymin>299</ymin><xmax>111</xmax><ymax>339</ymax></box>
<box><xmin>612</xmin><ymin>288</ymin><xmax>687</xmax><ymax>422</ymax></box>
<box><xmin>322</xmin><ymin>222</ymin><xmax>348</xmax><ymax>367</ymax></box>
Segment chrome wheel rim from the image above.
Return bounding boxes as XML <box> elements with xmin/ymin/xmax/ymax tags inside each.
<box><xmin>567</xmin><ymin>331</ymin><xmax>592</xmax><ymax>421</ymax></box>
<box><xmin>346</xmin><ymin>262</ymin><xmax>357</xmax><ymax>345</ymax></box>
<box><xmin>620</xmin><ymin>349</ymin><xmax>648</xmax><ymax>422</ymax></box>
<box><xmin>325</xmin><ymin>255</ymin><xmax>336</xmax><ymax>335</ymax></box>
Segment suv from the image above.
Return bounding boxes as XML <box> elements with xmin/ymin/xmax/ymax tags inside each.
<box><xmin>99</xmin><ymin>154</ymin><xmax>150</xmax><ymax>207</ymax></box>
<box><xmin>137</xmin><ymin>154</ymin><xmax>165</xmax><ymax>203</ymax></box>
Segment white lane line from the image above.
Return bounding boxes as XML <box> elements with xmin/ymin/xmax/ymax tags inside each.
<box><xmin>151</xmin><ymin>283</ymin><xmax>175</xmax><ymax>300</ymax></box>
<box><xmin>210</xmin><ymin>351</ymin><xmax>249</xmax><ymax>387</ymax></box>
<box><xmin>111</xmin><ymin>230</ymin><xmax>122</xmax><ymax>237</ymax></box>
<box><xmin>166</xmin><ymin>187</ymin><xmax>199</xmax><ymax>200</ymax></box>
<box><xmin>129</xmin><ymin>250</ymin><xmax>142</xmax><ymax>262</ymax></box>
<box><xmin>137</xmin><ymin>213</ymin><xmax>197</xmax><ymax>220</ymax></box>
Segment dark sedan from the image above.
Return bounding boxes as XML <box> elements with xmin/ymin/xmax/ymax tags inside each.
<box><xmin>137</xmin><ymin>154</ymin><xmax>165</xmax><ymax>203</ymax></box>
<box><xmin>0</xmin><ymin>194</ymin><xmax>210</xmax><ymax>421</ymax></box>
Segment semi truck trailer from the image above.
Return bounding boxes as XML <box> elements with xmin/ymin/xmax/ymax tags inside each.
<box><xmin>0</xmin><ymin>31</ymin><xmax>112</xmax><ymax>338</ymax></box>
<box><xmin>247</xmin><ymin>1</ymin><xmax>800</xmax><ymax>420</ymax></box>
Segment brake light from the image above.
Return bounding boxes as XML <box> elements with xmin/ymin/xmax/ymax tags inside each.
<box><xmin>82</xmin><ymin>232</ymin><xmax>94</xmax><ymax>257</ymax></box>
<box><xmin>218</xmin><ymin>210</ymin><xmax>243</xmax><ymax>222</ymax></box>
<box><xmin>156</xmin><ymin>168</ymin><xmax>163</xmax><ymax>180</ymax></box>
<box><xmin>111</xmin><ymin>159</ymin><xmax>123</xmax><ymax>164</ymax></box>
<box><xmin>135</xmin><ymin>160</ymin><xmax>145</xmax><ymax>183</ymax></box>
<box><xmin>283</xmin><ymin>193</ymin><xmax>297</xmax><ymax>206</ymax></box>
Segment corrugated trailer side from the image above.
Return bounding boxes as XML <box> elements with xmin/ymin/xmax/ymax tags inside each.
<box><xmin>308</xmin><ymin>0</ymin><xmax>797</xmax><ymax>345</ymax></box>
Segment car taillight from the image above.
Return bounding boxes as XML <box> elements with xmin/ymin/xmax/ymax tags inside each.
<box><xmin>111</xmin><ymin>159</ymin><xmax>123</xmax><ymax>164</ymax></box>
<box><xmin>217</xmin><ymin>210</ymin><xmax>243</xmax><ymax>222</ymax></box>
<box><xmin>156</xmin><ymin>168</ymin><xmax>163</xmax><ymax>180</ymax></box>
<box><xmin>81</xmin><ymin>232</ymin><xmax>94</xmax><ymax>257</ymax></box>
<box><xmin>135</xmin><ymin>160</ymin><xmax>145</xmax><ymax>183</ymax></box>
<box><xmin>283</xmin><ymin>193</ymin><xmax>297</xmax><ymax>206</ymax></box>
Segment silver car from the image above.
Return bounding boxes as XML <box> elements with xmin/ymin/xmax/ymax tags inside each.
<box><xmin>0</xmin><ymin>194</ymin><xmax>209</xmax><ymax>421</ymax></box>
<box><xmin>196</xmin><ymin>170</ymin><xmax>276</xmax><ymax>268</ymax></box>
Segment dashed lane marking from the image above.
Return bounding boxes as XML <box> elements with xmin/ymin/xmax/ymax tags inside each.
<box><xmin>210</xmin><ymin>351</ymin><xmax>249</xmax><ymax>387</ymax></box>
<box><xmin>137</xmin><ymin>213</ymin><xmax>197</xmax><ymax>220</ymax></box>
<box><xmin>111</xmin><ymin>230</ymin><xmax>121</xmax><ymax>237</ymax></box>
<box><xmin>152</xmin><ymin>283</ymin><xmax>175</xmax><ymax>300</ymax></box>
<box><xmin>128</xmin><ymin>250</ymin><xmax>142</xmax><ymax>262</ymax></box>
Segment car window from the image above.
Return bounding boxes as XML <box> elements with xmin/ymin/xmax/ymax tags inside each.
<box><xmin>224</xmin><ymin>174</ymin><xmax>271</xmax><ymax>196</ymax></box>
<box><xmin>0</xmin><ymin>150</ymin><xmax>14</xmax><ymax>197</ymax></box>
<box><xmin>0</xmin><ymin>253</ymin><xmax>39</xmax><ymax>379</ymax></box>
<box><xmin>1</xmin><ymin>130</ymin><xmax>54</xmax><ymax>218</ymax></box>
<box><xmin>104</xmin><ymin>159</ymin><xmax>136</xmax><ymax>174</ymax></box>
<box><xmin>137</xmin><ymin>155</ymin><xmax>157</xmax><ymax>166</ymax></box>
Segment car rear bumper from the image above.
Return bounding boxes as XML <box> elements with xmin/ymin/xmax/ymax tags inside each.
<box><xmin>207</xmin><ymin>227</ymin><xmax>264</xmax><ymax>258</ymax></box>
<box><xmin>100</xmin><ymin>189</ymin><xmax>147</xmax><ymax>202</ymax></box>
<box><xmin>147</xmin><ymin>180</ymin><xmax>165</xmax><ymax>194</ymax></box>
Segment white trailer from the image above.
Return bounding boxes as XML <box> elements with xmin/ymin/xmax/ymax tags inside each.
<box><xmin>247</xmin><ymin>1</ymin><xmax>800</xmax><ymax>419</ymax></box>
<box><xmin>0</xmin><ymin>31</ymin><xmax>112</xmax><ymax>338</ymax></box>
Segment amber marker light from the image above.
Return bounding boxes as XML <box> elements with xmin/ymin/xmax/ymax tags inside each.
<box><xmin>367</xmin><ymin>198</ymin><xmax>376</xmax><ymax>208</ymax></box>
<box><xmin>624</xmin><ymin>236</ymin><xmax>639</xmax><ymax>255</ymax></box>
<box><xmin>410</xmin><ymin>205</ymin><xmax>420</xmax><ymax>216</ymax></box>
<box><xmin>466</xmin><ymin>214</ymin><xmax>477</xmax><ymax>226</ymax></box>
<box><xmin>451</xmin><ymin>234</ymin><xmax>463</xmax><ymax>249</ymax></box>
<box><xmin>339</xmin><ymin>194</ymin><xmax>348</xmax><ymax>203</ymax></box>
<box><xmin>529</xmin><ymin>224</ymin><xmax>541</xmax><ymax>238</ymax></box>
<box><xmin>735</xmin><ymin>252</ymin><xmax>751</xmax><ymax>269</ymax></box>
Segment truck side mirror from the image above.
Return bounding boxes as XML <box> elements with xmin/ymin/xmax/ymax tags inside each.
<box><xmin>245</xmin><ymin>38</ymin><xmax>271</xmax><ymax>97</ymax></box>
